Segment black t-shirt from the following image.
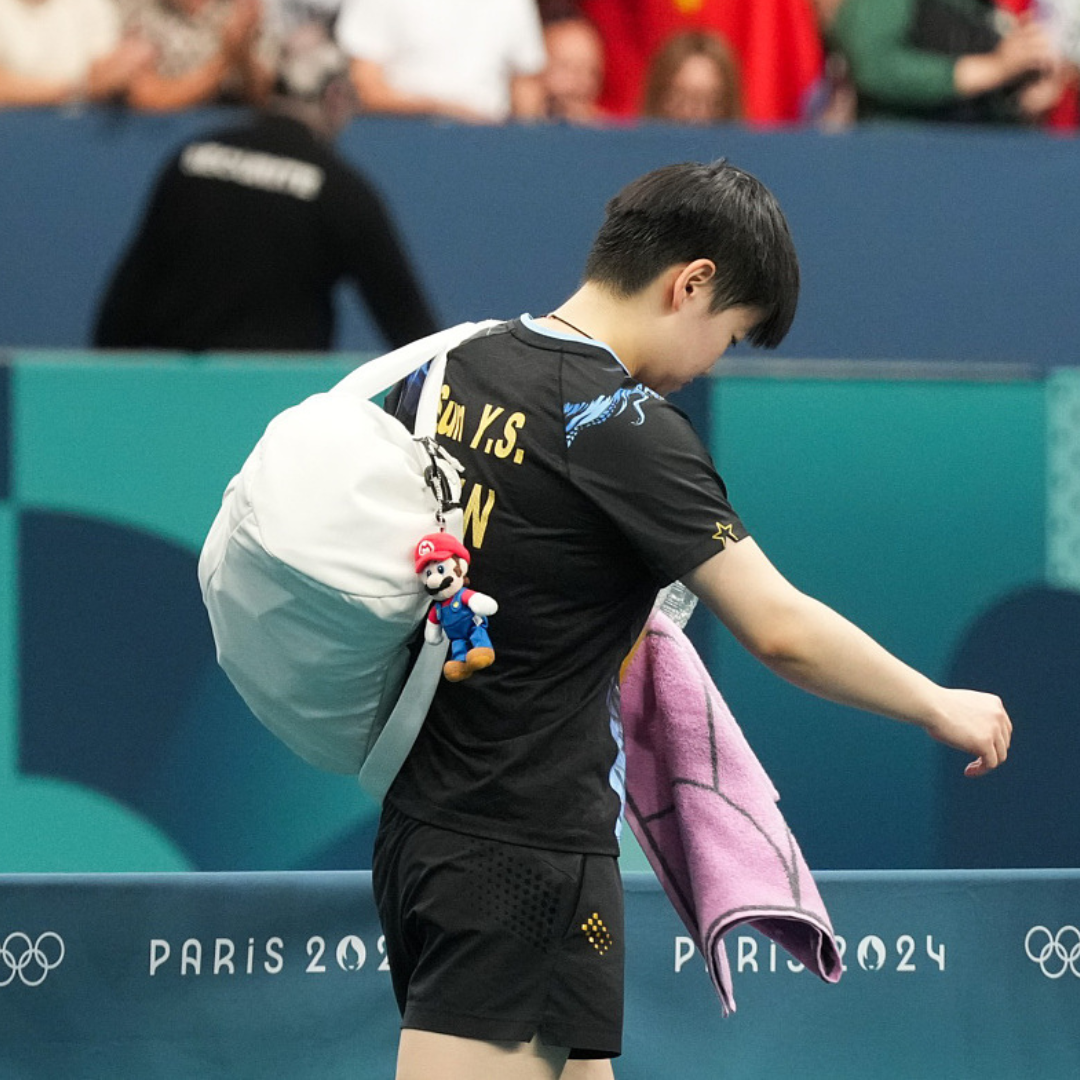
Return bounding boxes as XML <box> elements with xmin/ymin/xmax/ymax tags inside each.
<box><xmin>93</xmin><ymin>113</ymin><xmax>437</xmax><ymax>352</ymax></box>
<box><xmin>387</xmin><ymin>317</ymin><xmax>748</xmax><ymax>855</ymax></box>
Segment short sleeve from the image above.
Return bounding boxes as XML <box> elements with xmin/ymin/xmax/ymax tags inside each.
<box><xmin>506</xmin><ymin>0</ymin><xmax>547</xmax><ymax>76</ymax></box>
<box><xmin>335</xmin><ymin>0</ymin><xmax>392</xmax><ymax>62</ymax></box>
<box><xmin>565</xmin><ymin>381</ymin><xmax>748</xmax><ymax>582</ymax></box>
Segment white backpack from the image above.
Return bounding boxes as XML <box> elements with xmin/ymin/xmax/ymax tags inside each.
<box><xmin>197</xmin><ymin>322</ymin><xmax>498</xmax><ymax>800</ymax></box>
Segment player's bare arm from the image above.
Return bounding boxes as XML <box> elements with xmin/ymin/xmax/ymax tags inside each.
<box><xmin>684</xmin><ymin>537</ymin><xmax>1012</xmax><ymax>777</ymax></box>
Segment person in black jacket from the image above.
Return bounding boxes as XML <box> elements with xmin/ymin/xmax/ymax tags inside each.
<box><xmin>93</xmin><ymin>31</ymin><xmax>439</xmax><ymax>352</ymax></box>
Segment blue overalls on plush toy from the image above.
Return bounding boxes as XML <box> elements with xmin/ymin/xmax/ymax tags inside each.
<box><xmin>430</xmin><ymin>589</ymin><xmax>493</xmax><ymax>661</ymax></box>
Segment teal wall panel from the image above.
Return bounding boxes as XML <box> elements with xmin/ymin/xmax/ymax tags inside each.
<box><xmin>0</xmin><ymin>357</ymin><xmax>1065</xmax><ymax>872</ymax></box>
<box><xmin>1048</xmin><ymin>368</ymin><xmax>1080</xmax><ymax>591</ymax></box>
<box><xmin>707</xmin><ymin>376</ymin><xmax>1046</xmax><ymax>868</ymax></box>
<box><xmin>13</xmin><ymin>357</ymin><xmax>358</xmax><ymax>547</ymax></box>
<box><xmin>0</xmin><ymin>502</ymin><xmax>191</xmax><ymax>872</ymax></box>
<box><xmin>8</xmin><ymin>356</ymin><xmax>382</xmax><ymax>874</ymax></box>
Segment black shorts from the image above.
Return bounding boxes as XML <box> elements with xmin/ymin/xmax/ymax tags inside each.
<box><xmin>372</xmin><ymin>803</ymin><xmax>624</xmax><ymax>1059</ymax></box>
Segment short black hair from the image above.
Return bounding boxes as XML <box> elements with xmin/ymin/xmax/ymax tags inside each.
<box><xmin>583</xmin><ymin>160</ymin><xmax>800</xmax><ymax>348</ymax></box>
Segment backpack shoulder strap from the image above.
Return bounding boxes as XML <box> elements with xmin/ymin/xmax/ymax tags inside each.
<box><xmin>357</xmin><ymin>638</ymin><xmax>449</xmax><ymax>803</ymax></box>
<box><xmin>331</xmin><ymin>321</ymin><xmax>500</xmax><ymax>404</ymax></box>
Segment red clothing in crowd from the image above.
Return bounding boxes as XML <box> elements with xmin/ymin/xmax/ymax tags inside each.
<box><xmin>580</xmin><ymin>0</ymin><xmax>824</xmax><ymax>125</ymax></box>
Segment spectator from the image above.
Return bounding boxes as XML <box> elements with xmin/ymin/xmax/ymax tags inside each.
<box><xmin>117</xmin><ymin>0</ymin><xmax>277</xmax><ymax>111</ymax></box>
<box><xmin>996</xmin><ymin>0</ymin><xmax>1079</xmax><ymax>128</ymax></box>
<box><xmin>804</xmin><ymin>0</ymin><xmax>860</xmax><ymax>130</ymax></box>
<box><xmin>0</xmin><ymin>0</ymin><xmax>155</xmax><ymax>107</ymax></box>
<box><xmin>805</xmin><ymin>50</ymin><xmax>860</xmax><ymax>131</ymax></box>
<box><xmin>93</xmin><ymin>32</ymin><xmax>440</xmax><ymax>353</ymax></box>
<box><xmin>542</xmin><ymin>13</ymin><xmax>606</xmax><ymax>123</ymax></box>
<box><xmin>642</xmin><ymin>30</ymin><xmax>741</xmax><ymax>124</ymax></box>
<box><xmin>827</xmin><ymin>0</ymin><xmax>1071</xmax><ymax>123</ymax></box>
<box><xmin>581</xmin><ymin>0</ymin><xmax>823</xmax><ymax>126</ymax></box>
<box><xmin>335</xmin><ymin>0</ymin><xmax>547</xmax><ymax>123</ymax></box>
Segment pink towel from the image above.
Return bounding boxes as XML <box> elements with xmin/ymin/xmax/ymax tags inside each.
<box><xmin>621</xmin><ymin>609</ymin><xmax>843</xmax><ymax>1015</ymax></box>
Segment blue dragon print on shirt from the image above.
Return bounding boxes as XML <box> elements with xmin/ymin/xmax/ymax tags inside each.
<box><xmin>563</xmin><ymin>384</ymin><xmax>660</xmax><ymax>447</ymax></box>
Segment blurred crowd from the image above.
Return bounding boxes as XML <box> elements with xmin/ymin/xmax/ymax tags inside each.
<box><xmin>2</xmin><ymin>0</ymin><xmax>1078</xmax><ymax>131</ymax></box>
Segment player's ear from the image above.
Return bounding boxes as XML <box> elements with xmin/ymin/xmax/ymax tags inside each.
<box><xmin>671</xmin><ymin>259</ymin><xmax>717</xmax><ymax>310</ymax></box>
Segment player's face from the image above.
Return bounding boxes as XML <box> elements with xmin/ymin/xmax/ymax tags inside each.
<box><xmin>653</xmin><ymin>303</ymin><xmax>762</xmax><ymax>395</ymax></box>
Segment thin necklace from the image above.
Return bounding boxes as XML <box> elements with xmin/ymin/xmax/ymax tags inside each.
<box><xmin>545</xmin><ymin>312</ymin><xmax>594</xmax><ymax>339</ymax></box>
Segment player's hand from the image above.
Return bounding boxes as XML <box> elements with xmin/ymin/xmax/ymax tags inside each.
<box><xmin>922</xmin><ymin>687</ymin><xmax>1012</xmax><ymax>777</ymax></box>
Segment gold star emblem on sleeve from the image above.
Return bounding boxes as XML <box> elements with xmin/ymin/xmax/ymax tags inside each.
<box><xmin>712</xmin><ymin>522</ymin><xmax>736</xmax><ymax>547</ymax></box>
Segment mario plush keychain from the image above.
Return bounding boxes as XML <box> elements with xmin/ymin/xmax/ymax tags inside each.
<box><xmin>414</xmin><ymin>533</ymin><xmax>498</xmax><ymax>682</ymax></box>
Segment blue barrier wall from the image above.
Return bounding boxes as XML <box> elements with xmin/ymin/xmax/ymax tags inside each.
<box><xmin>3</xmin><ymin>870</ymin><xmax>1079</xmax><ymax>1079</ymax></box>
<box><xmin>1</xmin><ymin>111</ymin><xmax>1078</xmax><ymax>364</ymax></box>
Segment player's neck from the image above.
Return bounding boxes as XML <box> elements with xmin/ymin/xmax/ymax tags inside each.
<box><xmin>542</xmin><ymin>281</ymin><xmax>667</xmax><ymax>382</ymax></box>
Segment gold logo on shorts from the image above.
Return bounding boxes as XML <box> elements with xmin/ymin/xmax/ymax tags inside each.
<box><xmin>582</xmin><ymin>912</ymin><xmax>613</xmax><ymax>956</ymax></box>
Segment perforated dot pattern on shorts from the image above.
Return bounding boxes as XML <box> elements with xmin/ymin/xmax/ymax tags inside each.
<box><xmin>469</xmin><ymin>842</ymin><xmax>563</xmax><ymax>951</ymax></box>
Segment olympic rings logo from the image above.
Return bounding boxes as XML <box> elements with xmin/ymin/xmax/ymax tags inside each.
<box><xmin>0</xmin><ymin>932</ymin><xmax>66</xmax><ymax>987</ymax></box>
<box><xmin>1025</xmin><ymin>926</ymin><xmax>1080</xmax><ymax>979</ymax></box>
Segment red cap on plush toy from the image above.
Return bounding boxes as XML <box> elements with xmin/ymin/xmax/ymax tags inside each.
<box><xmin>414</xmin><ymin>533</ymin><xmax>471</xmax><ymax>573</ymax></box>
